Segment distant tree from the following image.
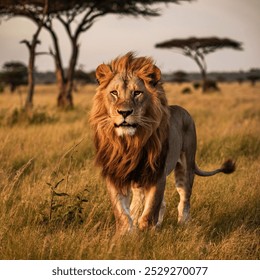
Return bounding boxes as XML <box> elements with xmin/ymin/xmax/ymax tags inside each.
<box><xmin>216</xmin><ymin>75</ymin><xmax>226</xmax><ymax>83</ymax></box>
<box><xmin>173</xmin><ymin>70</ymin><xmax>188</xmax><ymax>83</ymax></box>
<box><xmin>247</xmin><ymin>69</ymin><xmax>260</xmax><ymax>86</ymax></box>
<box><xmin>0</xmin><ymin>61</ymin><xmax>27</xmax><ymax>92</ymax></box>
<box><xmin>237</xmin><ymin>70</ymin><xmax>244</xmax><ymax>84</ymax></box>
<box><xmin>0</xmin><ymin>0</ymin><xmax>193</xmax><ymax>108</ymax></box>
<box><xmin>155</xmin><ymin>37</ymin><xmax>243</xmax><ymax>92</ymax></box>
<box><xmin>74</xmin><ymin>69</ymin><xmax>96</xmax><ymax>85</ymax></box>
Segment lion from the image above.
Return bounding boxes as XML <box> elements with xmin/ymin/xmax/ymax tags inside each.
<box><xmin>90</xmin><ymin>52</ymin><xmax>235</xmax><ymax>234</ymax></box>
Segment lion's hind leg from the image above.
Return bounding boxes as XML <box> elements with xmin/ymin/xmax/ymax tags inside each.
<box><xmin>157</xmin><ymin>197</ymin><xmax>166</xmax><ymax>227</ymax></box>
<box><xmin>174</xmin><ymin>153</ymin><xmax>194</xmax><ymax>224</ymax></box>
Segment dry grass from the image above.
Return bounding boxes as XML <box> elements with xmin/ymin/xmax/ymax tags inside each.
<box><xmin>0</xmin><ymin>82</ymin><xmax>259</xmax><ymax>260</ymax></box>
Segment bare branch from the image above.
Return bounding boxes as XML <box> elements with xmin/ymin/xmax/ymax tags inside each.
<box><xmin>79</xmin><ymin>10</ymin><xmax>107</xmax><ymax>33</ymax></box>
<box><xmin>35</xmin><ymin>51</ymin><xmax>50</xmax><ymax>56</ymax></box>
<box><xmin>57</xmin><ymin>14</ymin><xmax>73</xmax><ymax>39</ymax></box>
<box><xmin>20</xmin><ymin>39</ymin><xmax>31</xmax><ymax>49</ymax></box>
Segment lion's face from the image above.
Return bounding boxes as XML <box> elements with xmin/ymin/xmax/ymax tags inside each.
<box><xmin>103</xmin><ymin>74</ymin><xmax>152</xmax><ymax>136</ymax></box>
<box><xmin>93</xmin><ymin>53</ymin><xmax>167</xmax><ymax>139</ymax></box>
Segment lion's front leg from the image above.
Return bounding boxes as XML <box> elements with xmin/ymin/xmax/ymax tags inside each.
<box><xmin>138</xmin><ymin>178</ymin><xmax>166</xmax><ymax>230</ymax></box>
<box><xmin>130</xmin><ymin>186</ymin><xmax>144</xmax><ymax>226</ymax></box>
<box><xmin>106</xmin><ymin>179</ymin><xmax>132</xmax><ymax>234</ymax></box>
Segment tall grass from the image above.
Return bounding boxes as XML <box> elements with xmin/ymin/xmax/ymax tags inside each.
<box><xmin>0</xmin><ymin>82</ymin><xmax>259</xmax><ymax>260</ymax></box>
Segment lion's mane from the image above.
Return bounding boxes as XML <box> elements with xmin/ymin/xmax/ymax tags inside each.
<box><xmin>90</xmin><ymin>53</ymin><xmax>170</xmax><ymax>192</ymax></box>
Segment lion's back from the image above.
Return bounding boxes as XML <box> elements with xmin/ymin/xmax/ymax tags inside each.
<box><xmin>169</xmin><ymin>105</ymin><xmax>195</xmax><ymax>132</ymax></box>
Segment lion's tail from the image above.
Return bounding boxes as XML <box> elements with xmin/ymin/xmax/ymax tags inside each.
<box><xmin>195</xmin><ymin>159</ymin><xmax>235</xmax><ymax>177</ymax></box>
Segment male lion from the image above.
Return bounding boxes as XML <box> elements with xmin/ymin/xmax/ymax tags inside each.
<box><xmin>90</xmin><ymin>52</ymin><xmax>235</xmax><ymax>234</ymax></box>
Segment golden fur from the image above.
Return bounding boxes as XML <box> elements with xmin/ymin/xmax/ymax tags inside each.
<box><xmin>90</xmin><ymin>52</ymin><xmax>235</xmax><ymax>233</ymax></box>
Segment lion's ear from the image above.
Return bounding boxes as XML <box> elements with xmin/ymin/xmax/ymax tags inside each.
<box><xmin>149</xmin><ymin>65</ymin><xmax>161</xmax><ymax>86</ymax></box>
<box><xmin>96</xmin><ymin>64</ymin><xmax>112</xmax><ymax>84</ymax></box>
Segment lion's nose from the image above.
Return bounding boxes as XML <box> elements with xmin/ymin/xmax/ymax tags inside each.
<box><xmin>117</xmin><ymin>110</ymin><xmax>133</xmax><ymax>118</ymax></box>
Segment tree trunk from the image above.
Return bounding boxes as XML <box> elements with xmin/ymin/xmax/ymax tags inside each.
<box><xmin>64</xmin><ymin>40</ymin><xmax>79</xmax><ymax>109</ymax></box>
<box><xmin>46</xmin><ymin>27</ymin><xmax>71</xmax><ymax>109</ymax></box>
<box><xmin>23</xmin><ymin>25</ymin><xmax>42</xmax><ymax>113</ymax></box>
<box><xmin>56</xmin><ymin>66</ymin><xmax>67</xmax><ymax>108</ymax></box>
<box><xmin>25</xmin><ymin>46</ymin><xmax>35</xmax><ymax>112</ymax></box>
<box><xmin>201</xmin><ymin>68</ymin><xmax>207</xmax><ymax>92</ymax></box>
<box><xmin>56</xmin><ymin>40</ymin><xmax>78</xmax><ymax>109</ymax></box>
<box><xmin>193</xmin><ymin>54</ymin><xmax>208</xmax><ymax>92</ymax></box>
<box><xmin>50</xmin><ymin>30</ymin><xmax>77</xmax><ymax>109</ymax></box>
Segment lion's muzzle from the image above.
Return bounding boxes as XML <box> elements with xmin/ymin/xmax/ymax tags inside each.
<box><xmin>114</xmin><ymin>121</ymin><xmax>138</xmax><ymax>136</ymax></box>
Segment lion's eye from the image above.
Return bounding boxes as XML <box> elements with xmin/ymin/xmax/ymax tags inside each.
<box><xmin>110</xmin><ymin>90</ymin><xmax>118</xmax><ymax>97</ymax></box>
<box><xmin>133</xmin><ymin>91</ymin><xmax>143</xmax><ymax>97</ymax></box>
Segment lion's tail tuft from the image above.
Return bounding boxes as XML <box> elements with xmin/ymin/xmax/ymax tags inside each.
<box><xmin>195</xmin><ymin>159</ymin><xmax>236</xmax><ymax>177</ymax></box>
<box><xmin>220</xmin><ymin>159</ymin><xmax>236</xmax><ymax>174</ymax></box>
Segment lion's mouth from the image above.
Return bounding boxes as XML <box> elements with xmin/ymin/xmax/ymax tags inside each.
<box><xmin>114</xmin><ymin>121</ymin><xmax>138</xmax><ymax>128</ymax></box>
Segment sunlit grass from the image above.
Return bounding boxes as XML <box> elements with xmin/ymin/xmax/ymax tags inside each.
<box><xmin>0</xmin><ymin>82</ymin><xmax>259</xmax><ymax>260</ymax></box>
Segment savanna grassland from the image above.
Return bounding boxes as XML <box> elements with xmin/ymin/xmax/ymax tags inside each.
<box><xmin>0</xmin><ymin>82</ymin><xmax>259</xmax><ymax>260</ymax></box>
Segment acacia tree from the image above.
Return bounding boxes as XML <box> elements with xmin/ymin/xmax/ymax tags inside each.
<box><xmin>0</xmin><ymin>61</ymin><xmax>27</xmax><ymax>92</ymax></box>
<box><xmin>0</xmin><ymin>0</ymin><xmax>193</xmax><ymax>108</ymax></box>
<box><xmin>155</xmin><ymin>37</ymin><xmax>243</xmax><ymax>92</ymax></box>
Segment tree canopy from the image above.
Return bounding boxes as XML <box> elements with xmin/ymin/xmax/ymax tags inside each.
<box><xmin>0</xmin><ymin>1</ymin><xmax>193</xmax><ymax>18</ymax></box>
<box><xmin>155</xmin><ymin>37</ymin><xmax>242</xmax><ymax>54</ymax></box>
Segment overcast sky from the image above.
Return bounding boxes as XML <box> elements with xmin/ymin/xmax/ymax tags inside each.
<box><xmin>0</xmin><ymin>0</ymin><xmax>259</xmax><ymax>73</ymax></box>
